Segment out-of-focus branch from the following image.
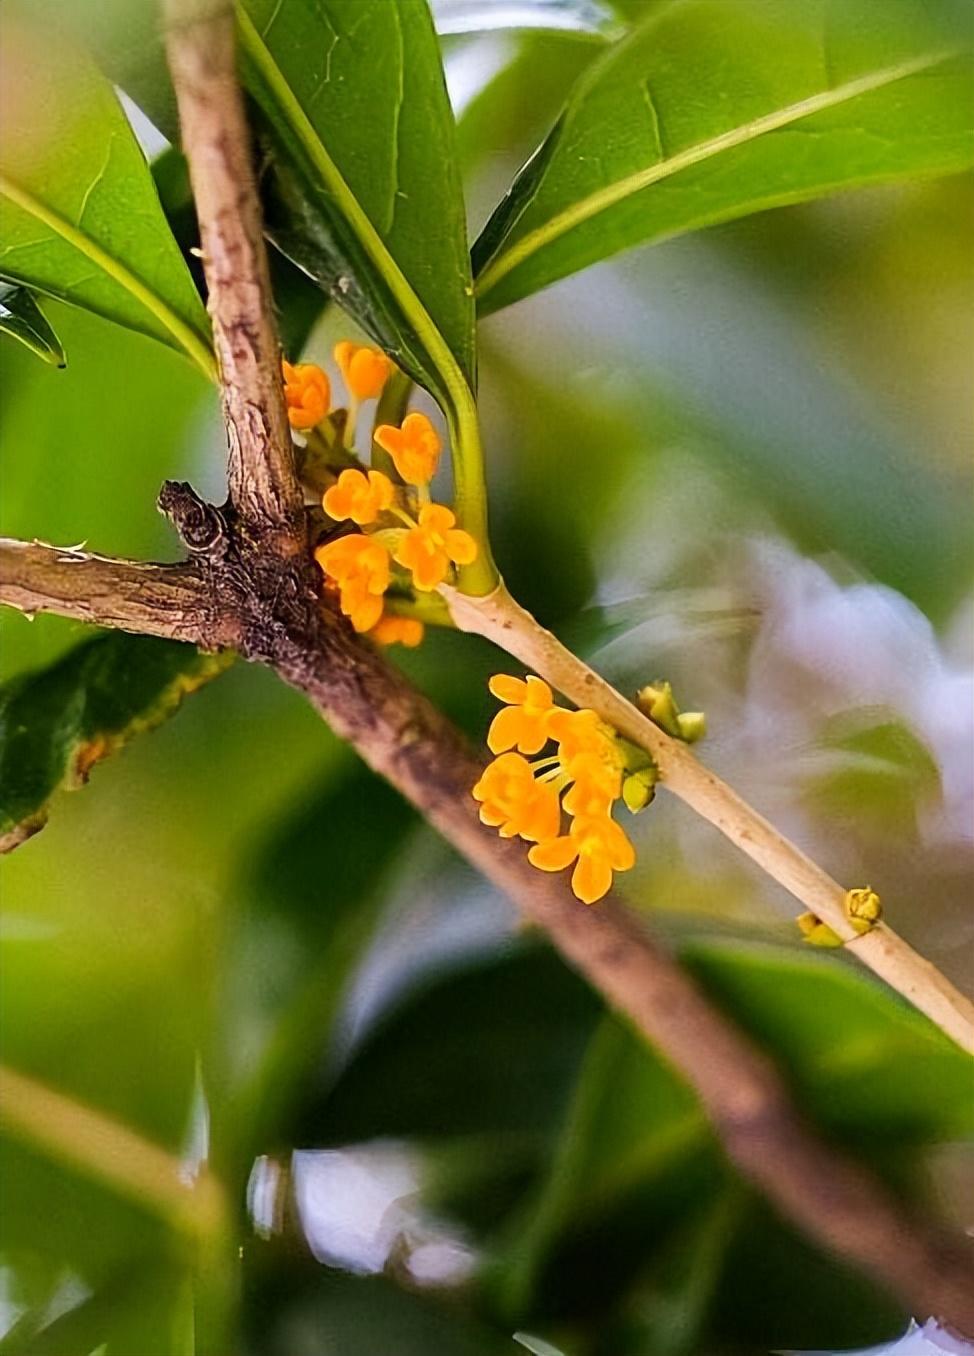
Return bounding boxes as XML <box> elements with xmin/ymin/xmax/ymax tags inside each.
<box><xmin>0</xmin><ymin>1064</ymin><xmax>227</xmax><ymax>1241</ymax></box>
<box><xmin>0</xmin><ymin>538</ymin><xmax>232</xmax><ymax>646</ymax></box>
<box><xmin>164</xmin><ymin>0</ymin><xmax>302</xmax><ymax>548</ymax></box>
<box><xmin>261</xmin><ymin>603</ymin><xmax>974</xmax><ymax>1334</ymax></box>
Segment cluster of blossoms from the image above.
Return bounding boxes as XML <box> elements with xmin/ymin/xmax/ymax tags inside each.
<box><xmin>282</xmin><ymin>344</ymin><xmax>477</xmax><ymax>647</ymax></box>
<box><xmin>473</xmin><ymin>675</ymin><xmax>656</xmax><ymax>904</ymax></box>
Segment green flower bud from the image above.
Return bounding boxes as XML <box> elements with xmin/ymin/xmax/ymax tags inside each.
<box><xmin>845</xmin><ymin>886</ymin><xmax>881</xmax><ymax>935</ymax></box>
<box><xmin>621</xmin><ymin>764</ymin><xmax>658</xmax><ymax>814</ymax></box>
<box><xmin>797</xmin><ymin>911</ymin><xmax>844</xmax><ymax>948</ymax></box>
<box><xmin>676</xmin><ymin>712</ymin><xmax>707</xmax><ymax>743</ymax></box>
<box><xmin>636</xmin><ymin>682</ymin><xmax>682</xmax><ymax>737</ymax></box>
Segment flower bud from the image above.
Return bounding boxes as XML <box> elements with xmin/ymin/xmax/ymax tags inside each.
<box><xmin>676</xmin><ymin>712</ymin><xmax>707</xmax><ymax>744</ymax></box>
<box><xmin>797</xmin><ymin>912</ymin><xmax>844</xmax><ymax>948</ymax></box>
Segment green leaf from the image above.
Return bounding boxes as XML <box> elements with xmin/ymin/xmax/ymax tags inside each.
<box><xmin>0</xmin><ymin>283</ymin><xmax>65</xmax><ymax>367</ymax></box>
<box><xmin>514</xmin><ymin>1334</ymin><xmax>570</xmax><ymax>1356</ymax></box>
<box><xmin>487</xmin><ymin>938</ymin><xmax>971</xmax><ymax>1338</ymax></box>
<box><xmin>433</xmin><ymin>0</ymin><xmax>622</xmax><ymax>40</ymax></box>
<box><xmin>246</xmin><ymin>1268</ymin><xmax>504</xmax><ymax>1356</ymax></box>
<box><xmin>614</xmin><ymin>1191</ymin><xmax>742</xmax><ymax>1356</ymax></box>
<box><xmin>238</xmin><ymin>0</ymin><xmax>476</xmax><ymax>401</ymax></box>
<box><xmin>218</xmin><ymin>759</ymin><xmax>418</xmax><ymax>1175</ymax></box>
<box><xmin>307</xmin><ymin>946</ymin><xmax>601</xmax><ymax>1145</ymax></box>
<box><xmin>474</xmin><ymin>0</ymin><xmax>974</xmax><ymax>313</ymax></box>
<box><xmin>0</xmin><ymin>635</ymin><xmax>231</xmax><ymax>853</ymax></box>
<box><xmin>806</xmin><ymin>709</ymin><xmax>941</xmax><ymax>836</ymax></box>
<box><xmin>0</xmin><ymin>10</ymin><xmax>213</xmax><ymax>378</ymax></box>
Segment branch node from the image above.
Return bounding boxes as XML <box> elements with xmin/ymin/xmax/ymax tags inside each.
<box><xmin>158</xmin><ymin>481</ymin><xmax>230</xmax><ymax>560</ymax></box>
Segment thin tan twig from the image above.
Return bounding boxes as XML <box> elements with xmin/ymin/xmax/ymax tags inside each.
<box><xmin>444</xmin><ymin>582</ymin><xmax>974</xmax><ymax>1056</ymax></box>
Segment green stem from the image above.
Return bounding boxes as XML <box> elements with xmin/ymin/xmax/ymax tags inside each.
<box><xmin>384</xmin><ymin>589</ymin><xmax>455</xmax><ymax>628</ymax></box>
<box><xmin>448</xmin><ymin>400</ymin><xmax>496</xmax><ymax>594</ymax></box>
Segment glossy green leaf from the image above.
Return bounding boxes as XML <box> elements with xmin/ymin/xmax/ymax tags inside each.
<box><xmin>307</xmin><ymin>946</ymin><xmax>601</xmax><ymax>1146</ymax></box>
<box><xmin>514</xmin><ymin>1334</ymin><xmax>570</xmax><ymax>1356</ymax></box>
<box><xmin>615</xmin><ymin>1191</ymin><xmax>741</xmax><ymax>1356</ymax></box>
<box><xmin>238</xmin><ymin>0</ymin><xmax>476</xmax><ymax>402</ymax></box>
<box><xmin>0</xmin><ymin>283</ymin><xmax>65</xmax><ymax>367</ymax></box>
<box><xmin>0</xmin><ymin>10</ymin><xmax>213</xmax><ymax>377</ymax></box>
<box><xmin>217</xmin><ymin>759</ymin><xmax>418</xmax><ymax>1175</ymax></box>
<box><xmin>433</xmin><ymin>0</ymin><xmax>622</xmax><ymax>40</ymax></box>
<box><xmin>481</xmin><ymin>940</ymin><xmax>971</xmax><ymax>1337</ymax></box>
<box><xmin>474</xmin><ymin>0</ymin><xmax>974</xmax><ymax>313</ymax></box>
<box><xmin>0</xmin><ymin>635</ymin><xmax>231</xmax><ymax>853</ymax></box>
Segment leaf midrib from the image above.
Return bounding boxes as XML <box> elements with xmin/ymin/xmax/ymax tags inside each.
<box><xmin>474</xmin><ymin>46</ymin><xmax>961</xmax><ymax>299</ymax></box>
<box><xmin>235</xmin><ymin>4</ymin><xmax>471</xmax><ymax>411</ymax></box>
<box><xmin>0</xmin><ymin>171</ymin><xmax>214</xmax><ymax>379</ymax></box>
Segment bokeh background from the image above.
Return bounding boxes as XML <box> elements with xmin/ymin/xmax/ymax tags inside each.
<box><xmin>1</xmin><ymin>10</ymin><xmax>972</xmax><ymax>1356</ymax></box>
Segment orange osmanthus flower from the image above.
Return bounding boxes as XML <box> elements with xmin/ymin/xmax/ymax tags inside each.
<box><xmin>472</xmin><ymin>752</ymin><xmax>562</xmax><ymax>843</ymax></box>
<box><xmin>545</xmin><ymin>707</ymin><xmax>615</xmax><ymax>762</ymax></box>
<box><xmin>474</xmin><ymin>673</ymin><xmax>640</xmax><ymax>905</ymax></box>
<box><xmin>487</xmin><ymin>674</ymin><xmax>555</xmax><ymax>755</ymax></box>
<box><xmin>334</xmin><ymin>341</ymin><xmax>392</xmax><ymax>401</ymax></box>
<box><xmin>395</xmin><ymin>504</ymin><xmax>478</xmax><ymax>591</ymax></box>
<box><xmin>374</xmin><ymin>412</ymin><xmax>441</xmax><ymax>485</ymax></box>
<box><xmin>315</xmin><ymin>534</ymin><xmax>391</xmax><ymax>633</ymax></box>
<box><xmin>562</xmin><ymin>751</ymin><xmax>622</xmax><ymax>817</ymax></box>
<box><xmin>322</xmin><ymin>468</ymin><xmax>395</xmax><ymax>526</ymax></box>
<box><xmin>370</xmin><ymin>613</ymin><xmax>425</xmax><ymax>648</ymax></box>
<box><xmin>282</xmin><ymin>360</ymin><xmax>330</xmax><ymax>430</ymax></box>
<box><xmin>528</xmin><ymin>814</ymin><xmax>636</xmax><ymax>904</ymax></box>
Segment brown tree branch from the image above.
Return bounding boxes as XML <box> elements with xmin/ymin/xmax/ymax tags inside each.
<box><xmin>0</xmin><ymin>537</ymin><xmax>234</xmax><ymax>646</ymax></box>
<box><xmin>257</xmin><ymin>599</ymin><xmax>974</xmax><ymax>1333</ymax></box>
<box><xmin>3</xmin><ymin>537</ymin><xmax>973</xmax><ymax>1327</ymax></box>
<box><xmin>164</xmin><ymin>0</ymin><xmax>303</xmax><ymax>548</ymax></box>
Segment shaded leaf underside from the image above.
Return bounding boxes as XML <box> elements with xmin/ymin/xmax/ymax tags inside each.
<box><xmin>0</xmin><ymin>635</ymin><xmax>232</xmax><ymax>853</ymax></box>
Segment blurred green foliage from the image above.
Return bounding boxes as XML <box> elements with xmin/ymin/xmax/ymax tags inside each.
<box><xmin>1</xmin><ymin>2</ymin><xmax>972</xmax><ymax>1353</ymax></box>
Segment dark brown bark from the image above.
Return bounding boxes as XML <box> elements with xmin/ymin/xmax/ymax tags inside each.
<box><xmin>164</xmin><ymin>0</ymin><xmax>303</xmax><ymax>549</ymax></box>
<box><xmin>0</xmin><ymin>538</ymin><xmax>233</xmax><ymax>646</ymax></box>
<box><xmin>252</xmin><ymin>562</ymin><xmax>974</xmax><ymax>1332</ymax></box>
<box><xmin>5</xmin><ymin>510</ymin><xmax>974</xmax><ymax>1327</ymax></box>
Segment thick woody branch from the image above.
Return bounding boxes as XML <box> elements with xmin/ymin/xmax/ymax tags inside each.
<box><xmin>0</xmin><ymin>538</ymin><xmax>233</xmax><ymax>647</ymax></box>
<box><xmin>258</xmin><ymin>598</ymin><xmax>974</xmax><ymax>1333</ymax></box>
<box><xmin>2</xmin><ymin>531</ymin><xmax>972</xmax><ymax>1326</ymax></box>
<box><xmin>164</xmin><ymin>0</ymin><xmax>302</xmax><ymax>546</ymax></box>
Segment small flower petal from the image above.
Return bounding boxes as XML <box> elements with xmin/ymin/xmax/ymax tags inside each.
<box><xmin>283</xmin><ymin>360</ymin><xmax>330</xmax><ymax>430</ymax></box>
<box><xmin>334</xmin><ymin>341</ymin><xmax>391</xmax><ymax>400</ymax></box>
<box><xmin>572</xmin><ymin>854</ymin><xmax>613</xmax><ymax>904</ymax></box>
<box><xmin>487</xmin><ymin>705</ymin><xmax>527</xmax><ymax>755</ymax></box>
<box><xmin>488</xmin><ymin>674</ymin><xmax>528</xmax><ymax>705</ymax></box>
<box><xmin>528</xmin><ymin>836</ymin><xmax>578</xmax><ymax>873</ymax></box>
<box><xmin>370</xmin><ymin>613</ymin><xmax>424</xmax><ymax>648</ymax></box>
<box><xmin>375</xmin><ymin>412</ymin><xmax>441</xmax><ymax>485</ymax></box>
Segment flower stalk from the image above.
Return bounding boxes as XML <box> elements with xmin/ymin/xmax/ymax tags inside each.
<box><xmin>445</xmin><ymin>581</ymin><xmax>974</xmax><ymax>1056</ymax></box>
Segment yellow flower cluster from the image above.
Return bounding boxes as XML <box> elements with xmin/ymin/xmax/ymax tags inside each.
<box><xmin>473</xmin><ymin>676</ymin><xmax>636</xmax><ymax>904</ymax></box>
<box><xmin>284</xmin><ymin>343</ymin><xmax>478</xmax><ymax>648</ymax></box>
<box><xmin>283</xmin><ymin>341</ymin><xmax>391</xmax><ymax>433</ymax></box>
